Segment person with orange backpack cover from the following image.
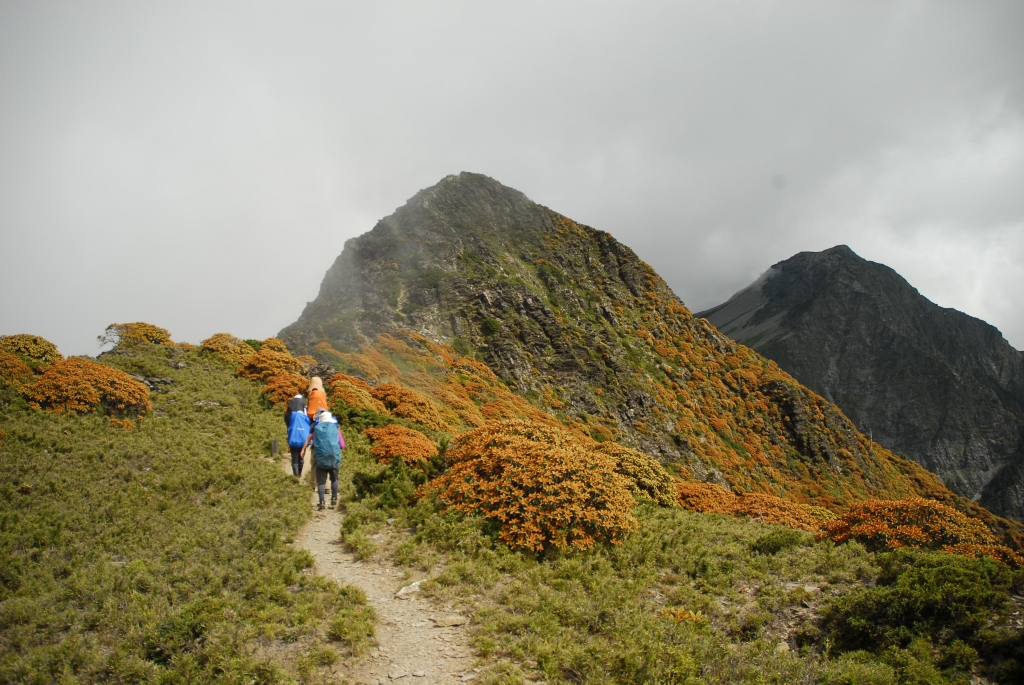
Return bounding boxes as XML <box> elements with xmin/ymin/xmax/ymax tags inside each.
<box><xmin>306</xmin><ymin>377</ymin><xmax>328</xmax><ymax>419</ymax></box>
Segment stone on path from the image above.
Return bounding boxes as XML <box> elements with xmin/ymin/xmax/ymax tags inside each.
<box><xmin>395</xmin><ymin>580</ymin><xmax>422</xmax><ymax>599</ymax></box>
<box><xmin>431</xmin><ymin>615</ymin><xmax>468</xmax><ymax>627</ymax></box>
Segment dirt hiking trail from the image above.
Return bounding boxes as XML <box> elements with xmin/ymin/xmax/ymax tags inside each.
<box><xmin>283</xmin><ymin>455</ymin><xmax>479</xmax><ymax>685</ymax></box>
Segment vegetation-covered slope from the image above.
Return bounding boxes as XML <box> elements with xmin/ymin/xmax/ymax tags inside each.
<box><xmin>699</xmin><ymin>245</ymin><xmax>1024</xmax><ymax>522</ymax></box>
<box><xmin>0</xmin><ymin>339</ymin><xmax>373</xmax><ymax>683</ymax></box>
<box><xmin>280</xmin><ymin>173</ymin><xmax>1023</xmax><ymax>544</ymax></box>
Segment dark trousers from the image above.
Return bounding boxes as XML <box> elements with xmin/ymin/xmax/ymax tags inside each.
<box><xmin>315</xmin><ymin>465</ymin><xmax>339</xmax><ymax>504</ymax></box>
<box><xmin>290</xmin><ymin>446</ymin><xmax>304</xmax><ymax>476</ymax></box>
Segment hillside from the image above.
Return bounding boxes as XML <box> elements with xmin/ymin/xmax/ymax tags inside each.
<box><xmin>0</xmin><ymin>339</ymin><xmax>374</xmax><ymax>683</ymax></box>
<box><xmin>280</xmin><ymin>173</ymin><xmax>1021</xmax><ymax>541</ymax></box>
<box><xmin>698</xmin><ymin>246</ymin><xmax>1024</xmax><ymax>522</ymax></box>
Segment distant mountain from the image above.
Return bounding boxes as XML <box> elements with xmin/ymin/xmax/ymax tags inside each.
<box><xmin>699</xmin><ymin>246</ymin><xmax>1024</xmax><ymax>521</ymax></box>
<box><xmin>280</xmin><ymin>173</ymin><xmax>1023</xmax><ymax>542</ymax></box>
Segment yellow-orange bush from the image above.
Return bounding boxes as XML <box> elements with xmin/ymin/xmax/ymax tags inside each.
<box><xmin>109</xmin><ymin>417</ymin><xmax>136</xmax><ymax>431</ymax></box>
<box><xmin>25</xmin><ymin>358</ymin><xmax>150</xmax><ymax>416</ymax></box>
<box><xmin>0</xmin><ymin>351</ymin><xmax>33</xmax><ymax>387</ymax></box>
<box><xmin>0</xmin><ymin>334</ymin><xmax>63</xmax><ymax>368</ymax></box>
<box><xmin>371</xmin><ymin>383</ymin><xmax>453</xmax><ymax>431</ymax></box>
<box><xmin>676</xmin><ymin>481</ymin><xmax>737</xmax><ymax>513</ymax></box>
<box><xmin>819</xmin><ymin>498</ymin><xmax>1021</xmax><ymax>567</ymax></box>
<box><xmin>426</xmin><ymin>420</ymin><xmax>639</xmax><ymax>552</ymax></box>
<box><xmin>236</xmin><ymin>348</ymin><xmax>305</xmax><ymax>382</ymax></box>
<box><xmin>99</xmin><ymin>322</ymin><xmax>171</xmax><ymax>348</ymax></box>
<box><xmin>260</xmin><ymin>337</ymin><xmax>290</xmax><ymax>354</ymax></box>
<box><xmin>594</xmin><ymin>442</ymin><xmax>677</xmax><ymax>506</ymax></box>
<box><xmin>362</xmin><ymin>425</ymin><xmax>437</xmax><ymax>467</ymax></box>
<box><xmin>201</xmin><ymin>333</ymin><xmax>256</xmax><ymax>365</ymax></box>
<box><xmin>676</xmin><ymin>482</ymin><xmax>830</xmax><ymax>532</ymax></box>
<box><xmin>728</xmin><ymin>493</ymin><xmax>829</xmax><ymax>532</ymax></box>
<box><xmin>329</xmin><ymin>374</ymin><xmax>388</xmax><ymax>414</ymax></box>
<box><xmin>262</xmin><ymin>373</ymin><xmax>308</xmax><ymax>407</ymax></box>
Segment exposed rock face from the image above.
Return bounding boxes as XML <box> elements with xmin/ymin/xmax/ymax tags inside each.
<box><xmin>699</xmin><ymin>245</ymin><xmax>1024</xmax><ymax>521</ymax></box>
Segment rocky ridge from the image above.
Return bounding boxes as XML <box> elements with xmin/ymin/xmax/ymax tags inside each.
<box><xmin>281</xmin><ymin>173</ymin><xmax>1023</xmax><ymax>541</ymax></box>
<box><xmin>699</xmin><ymin>245</ymin><xmax>1024</xmax><ymax>521</ymax></box>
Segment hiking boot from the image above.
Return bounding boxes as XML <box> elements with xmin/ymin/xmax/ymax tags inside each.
<box><xmin>330</xmin><ymin>498</ymin><xmax>337</xmax><ymax>508</ymax></box>
<box><xmin>317</xmin><ymin>502</ymin><xmax>324</xmax><ymax>511</ymax></box>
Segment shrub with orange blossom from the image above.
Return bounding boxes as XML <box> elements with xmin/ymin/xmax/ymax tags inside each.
<box><xmin>201</xmin><ymin>333</ymin><xmax>256</xmax><ymax>365</ymax></box>
<box><xmin>676</xmin><ymin>481</ymin><xmax>737</xmax><ymax>513</ymax></box>
<box><xmin>0</xmin><ymin>351</ymin><xmax>34</xmax><ymax>388</ymax></box>
<box><xmin>425</xmin><ymin>419</ymin><xmax>639</xmax><ymax>552</ymax></box>
<box><xmin>329</xmin><ymin>374</ymin><xmax>388</xmax><ymax>414</ymax></box>
<box><xmin>593</xmin><ymin>442</ymin><xmax>676</xmax><ymax>506</ymax></box>
<box><xmin>236</xmin><ymin>348</ymin><xmax>305</xmax><ymax>382</ymax></box>
<box><xmin>25</xmin><ymin>357</ymin><xmax>150</xmax><ymax>416</ymax></box>
<box><xmin>0</xmin><ymin>334</ymin><xmax>63</xmax><ymax>369</ymax></box>
<box><xmin>260</xmin><ymin>337</ymin><xmax>290</xmax><ymax>354</ymax></box>
<box><xmin>362</xmin><ymin>424</ymin><xmax>437</xmax><ymax>468</ymax></box>
<box><xmin>676</xmin><ymin>482</ymin><xmax>833</xmax><ymax>532</ymax></box>
<box><xmin>370</xmin><ymin>383</ymin><xmax>453</xmax><ymax>431</ymax></box>
<box><xmin>821</xmin><ymin>497</ymin><xmax>994</xmax><ymax>550</ymax></box>
<box><xmin>98</xmin><ymin>322</ymin><xmax>172</xmax><ymax>348</ymax></box>
<box><xmin>262</xmin><ymin>373</ymin><xmax>308</xmax><ymax>407</ymax></box>
<box><xmin>728</xmin><ymin>493</ymin><xmax>830</xmax><ymax>532</ymax></box>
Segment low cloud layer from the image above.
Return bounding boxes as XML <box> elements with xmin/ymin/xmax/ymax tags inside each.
<box><xmin>2</xmin><ymin>1</ymin><xmax>1022</xmax><ymax>353</ymax></box>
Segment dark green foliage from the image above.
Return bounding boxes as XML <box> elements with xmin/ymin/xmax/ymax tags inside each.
<box><xmin>750</xmin><ymin>528</ymin><xmax>810</xmax><ymax>555</ymax></box>
<box><xmin>243</xmin><ymin>339</ymin><xmax>262</xmax><ymax>352</ymax></box>
<box><xmin>0</xmin><ymin>344</ymin><xmax>373</xmax><ymax>683</ymax></box>
<box><xmin>822</xmin><ymin>548</ymin><xmax>1024</xmax><ymax>683</ymax></box>
<box><xmin>352</xmin><ymin>458</ymin><xmax>427</xmax><ymax>510</ymax></box>
<box><xmin>482</xmin><ymin>318</ymin><xmax>501</xmax><ymax>335</ymax></box>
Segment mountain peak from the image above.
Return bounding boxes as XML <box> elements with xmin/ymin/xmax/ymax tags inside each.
<box><xmin>701</xmin><ymin>246</ymin><xmax>1024</xmax><ymax>521</ymax></box>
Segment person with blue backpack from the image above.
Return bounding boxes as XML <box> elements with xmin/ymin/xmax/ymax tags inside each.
<box><xmin>284</xmin><ymin>393</ymin><xmax>310</xmax><ymax>477</ymax></box>
<box><xmin>304</xmin><ymin>408</ymin><xmax>345</xmax><ymax>510</ymax></box>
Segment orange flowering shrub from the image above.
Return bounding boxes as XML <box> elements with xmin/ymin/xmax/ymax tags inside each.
<box><xmin>260</xmin><ymin>337</ymin><xmax>290</xmax><ymax>354</ymax></box>
<box><xmin>371</xmin><ymin>383</ymin><xmax>453</xmax><ymax>431</ymax></box>
<box><xmin>0</xmin><ymin>351</ymin><xmax>34</xmax><ymax>387</ymax></box>
<box><xmin>109</xmin><ymin>417</ymin><xmax>136</xmax><ymax>431</ymax></box>
<box><xmin>201</xmin><ymin>333</ymin><xmax>256</xmax><ymax>365</ymax></box>
<box><xmin>728</xmin><ymin>493</ymin><xmax>829</xmax><ymax>532</ymax></box>
<box><xmin>426</xmin><ymin>420</ymin><xmax>639</xmax><ymax>552</ymax></box>
<box><xmin>942</xmin><ymin>543</ymin><xmax>1024</xmax><ymax>568</ymax></box>
<box><xmin>99</xmin><ymin>322</ymin><xmax>172</xmax><ymax>348</ymax></box>
<box><xmin>821</xmin><ymin>497</ymin><xmax>1000</xmax><ymax>551</ymax></box>
<box><xmin>362</xmin><ymin>425</ymin><xmax>437</xmax><ymax>467</ymax></box>
<box><xmin>236</xmin><ymin>348</ymin><xmax>305</xmax><ymax>382</ymax></box>
<box><xmin>262</xmin><ymin>373</ymin><xmax>308</xmax><ymax>407</ymax></box>
<box><xmin>594</xmin><ymin>442</ymin><xmax>677</xmax><ymax>506</ymax></box>
<box><xmin>329</xmin><ymin>374</ymin><xmax>388</xmax><ymax>414</ymax></box>
<box><xmin>676</xmin><ymin>481</ymin><xmax>737</xmax><ymax>513</ymax></box>
<box><xmin>676</xmin><ymin>482</ymin><xmax>831</xmax><ymax>532</ymax></box>
<box><xmin>25</xmin><ymin>358</ymin><xmax>150</xmax><ymax>416</ymax></box>
<box><xmin>0</xmin><ymin>334</ymin><xmax>63</xmax><ymax>369</ymax></box>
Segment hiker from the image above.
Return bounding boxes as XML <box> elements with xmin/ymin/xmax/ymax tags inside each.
<box><xmin>284</xmin><ymin>393</ymin><xmax>310</xmax><ymax>477</ymax></box>
<box><xmin>307</xmin><ymin>376</ymin><xmax>328</xmax><ymax>420</ymax></box>
<box><xmin>304</xmin><ymin>408</ymin><xmax>344</xmax><ymax>510</ymax></box>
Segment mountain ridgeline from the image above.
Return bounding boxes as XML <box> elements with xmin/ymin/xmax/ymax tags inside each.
<box><xmin>699</xmin><ymin>246</ymin><xmax>1024</xmax><ymax>522</ymax></box>
<box><xmin>281</xmin><ymin>173</ymin><xmax>1021</xmax><ymax>540</ymax></box>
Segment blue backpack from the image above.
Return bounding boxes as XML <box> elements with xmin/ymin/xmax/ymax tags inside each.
<box><xmin>312</xmin><ymin>420</ymin><xmax>342</xmax><ymax>469</ymax></box>
<box><xmin>287</xmin><ymin>411</ymin><xmax>311</xmax><ymax>448</ymax></box>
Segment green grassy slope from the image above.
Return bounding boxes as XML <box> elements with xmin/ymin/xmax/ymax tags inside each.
<box><xmin>335</xmin><ymin>443</ymin><xmax>1024</xmax><ymax>685</ymax></box>
<box><xmin>0</xmin><ymin>344</ymin><xmax>373</xmax><ymax>684</ymax></box>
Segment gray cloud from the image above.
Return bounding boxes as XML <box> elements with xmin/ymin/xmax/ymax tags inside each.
<box><xmin>2</xmin><ymin>1</ymin><xmax>1023</xmax><ymax>353</ymax></box>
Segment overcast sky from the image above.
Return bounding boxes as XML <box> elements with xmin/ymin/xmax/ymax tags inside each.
<box><xmin>2</xmin><ymin>1</ymin><xmax>1023</xmax><ymax>355</ymax></box>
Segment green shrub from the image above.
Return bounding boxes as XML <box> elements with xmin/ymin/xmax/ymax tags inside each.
<box><xmin>822</xmin><ymin>548</ymin><xmax>1022</xmax><ymax>683</ymax></box>
<box><xmin>750</xmin><ymin>527</ymin><xmax>810</xmax><ymax>555</ymax></box>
